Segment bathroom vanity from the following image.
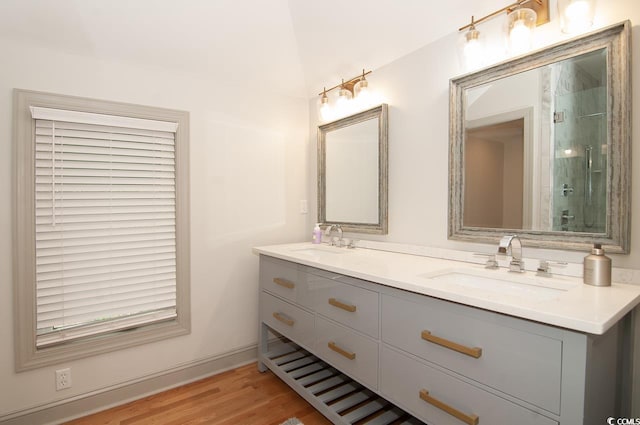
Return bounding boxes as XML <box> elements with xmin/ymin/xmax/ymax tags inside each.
<box><xmin>255</xmin><ymin>243</ymin><xmax>640</xmax><ymax>425</ymax></box>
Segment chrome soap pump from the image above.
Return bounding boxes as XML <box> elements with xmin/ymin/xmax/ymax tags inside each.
<box><xmin>583</xmin><ymin>243</ymin><xmax>611</xmax><ymax>287</ymax></box>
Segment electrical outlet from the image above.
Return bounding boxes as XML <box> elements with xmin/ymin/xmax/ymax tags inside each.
<box><xmin>55</xmin><ymin>368</ymin><xmax>72</xmax><ymax>390</ymax></box>
<box><xmin>299</xmin><ymin>200</ymin><xmax>308</xmax><ymax>214</ymax></box>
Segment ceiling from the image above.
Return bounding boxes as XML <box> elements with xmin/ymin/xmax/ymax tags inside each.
<box><xmin>0</xmin><ymin>0</ymin><xmax>510</xmax><ymax>98</ymax></box>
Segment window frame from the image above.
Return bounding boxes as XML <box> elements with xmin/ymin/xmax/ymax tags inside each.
<box><xmin>13</xmin><ymin>89</ymin><xmax>191</xmax><ymax>371</ymax></box>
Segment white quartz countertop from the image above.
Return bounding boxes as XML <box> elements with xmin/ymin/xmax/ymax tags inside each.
<box><xmin>253</xmin><ymin>242</ymin><xmax>640</xmax><ymax>335</ymax></box>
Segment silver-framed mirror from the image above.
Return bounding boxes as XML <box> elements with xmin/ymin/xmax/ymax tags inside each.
<box><xmin>449</xmin><ymin>21</ymin><xmax>631</xmax><ymax>253</ymax></box>
<box><xmin>318</xmin><ymin>104</ymin><xmax>388</xmax><ymax>234</ymax></box>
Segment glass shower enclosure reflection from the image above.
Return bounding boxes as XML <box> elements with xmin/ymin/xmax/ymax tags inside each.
<box><xmin>551</xmin><ymin>49</ymin><xmax>607</xmax><ymax>233</ymax></box>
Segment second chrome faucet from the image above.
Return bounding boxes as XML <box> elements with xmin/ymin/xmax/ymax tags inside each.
<box><xmin>498</xmin><ymin>235</ymin><xmax>525</xmax><ymax>273</ymax></box>
<box><xmin>324</xmin><ymin>224</ymin><xmax>343</xmax><ymax>247</ymax></box>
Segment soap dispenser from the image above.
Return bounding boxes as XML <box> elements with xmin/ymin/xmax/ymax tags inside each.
<box><xmin>583</xmin><ymin>243</ymin><xmax>611</xmax><ymax>287</ymax></box>
<box><xmin>312</xmin><ymin>223</ymin><xmax>322</xmax><ymax>244</ymax></box>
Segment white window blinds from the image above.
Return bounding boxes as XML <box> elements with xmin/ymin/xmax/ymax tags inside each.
<box><xmin>31</xmin><ymin>107</ymin><xmax>180</xmax><ymax>347</ymax></box>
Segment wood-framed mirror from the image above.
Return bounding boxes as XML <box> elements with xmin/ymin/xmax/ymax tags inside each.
<box><xmin>449</xmin><ymin>21</ymin><xmax>631</xmax><ymax>253</ymax></box>
<box><xmin>318</xmin><ymin>104</ymin><xmax>388</xmax><ymax>234</ymax></box>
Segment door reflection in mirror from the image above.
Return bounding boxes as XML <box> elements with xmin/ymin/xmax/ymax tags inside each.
<box><xmin>464</xmin><ymin>119</ymin><xmax>524</xmax><ymax>229</ymax></box>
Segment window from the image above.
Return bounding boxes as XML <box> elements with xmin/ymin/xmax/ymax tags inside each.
<box><xmin>13</xmin><ymin>90</ymin><xmax>190</xmax><ymax>371</ymax></box>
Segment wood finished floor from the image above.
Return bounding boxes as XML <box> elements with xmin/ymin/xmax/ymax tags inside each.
<box><xmin>64</xmin><ymin>362</ymin><xmax>332</xmax><ymax>425</ymax></box>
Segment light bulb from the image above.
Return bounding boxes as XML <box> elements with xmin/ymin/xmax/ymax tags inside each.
<box><xmin>354</xmin><ymin>78</ymin><xmax>368</xmax><ymax>98</ymax></box>
<box><xmin>334</xmin><ymin>98</ymin><xmax>349</xmax><ymax>118</ymax></box>
<box><xmin>510</xmin><ymin>20</ymin><xmax>531</xmax><ymax>54</ymax></box>
<box><xmin>354</xmin><ymin>79</ymin><xmax>373</xmax><ymax>110</ymax></box>
<box><xmin>338</xmin><ymin>86</ymin><xmax>352</xmax><ymax>100</ymax></box>
<box><xmin>320</xmin><ymin>102</ymin><xmax>333</xmax><ymax>122</ymax></box>
<box><xmin>463</xmin><ymin>28</ymin><xmax>484</xmax><ymax>70</ymax></box>
<box><xmin>318</xmin><ymin>89</ymin><xmax>333</xmax><ymax>122</ymax></box>
<box><xmin>507</xmin><ymin>8</ymin><xmax>536</xmax><ymax>55</ymax></box>
<box><xmin>334</xmin><ymin>87</ymin><xmax>353</xmax><ymax>118</ymax></box>
<box><xmin>559</xmin><ymin>0</ymin><xmax>595</xmax><ymax>34</ymax></box>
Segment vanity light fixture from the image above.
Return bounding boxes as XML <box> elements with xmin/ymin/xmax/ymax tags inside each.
<box><xmin>458</xmin><ymin>0</ymin><xmax>549</xmax><ymax>69</ymax></box>
<box><xmin>558</xmin><ymin>0</ymin><xmax>596</xmax><ymax>34</ymax></box>
<box><xmin>318</xmin><ymin>69</ymin><xmax>372</xmax><ymax>122</ymax></box>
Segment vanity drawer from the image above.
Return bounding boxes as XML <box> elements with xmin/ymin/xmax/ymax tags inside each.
<box><xmin>260</xmin><ymin>291</ymin><xmax>314</xmax><ymax>349</ymax></box>
<box><xmin>380</xmin><ymin>346</ymin><xmax>558</xmax><ymax>425</ymax></box>
<box><xmin>260</xmin><ymin>256</ymin><xmax>312</xmax><ymax>308</ymax></box>
<box><xmin>311</xmin><ymin>275</ymin><xmax>379</xmax><ymax>338</ymax></box>
<box><xmin>315</xmin><ymin>316</ymin><xmax>378</xmax><ymax>390</ymax></box>
<box><xmin>381</xmin><ymin>294</ymin><xmax>562</xmax><ymax>414</ymax></box>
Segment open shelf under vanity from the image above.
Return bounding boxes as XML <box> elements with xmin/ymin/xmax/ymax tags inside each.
<box><xmin>262</xmin><ymin>338</ymin><xmax>423</xmax><ymax>425</ymax></box>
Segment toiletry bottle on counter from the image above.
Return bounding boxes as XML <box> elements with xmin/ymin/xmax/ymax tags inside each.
<box><xmin>583</xmin><ymin>243</ymin><xmax>611</xmax><ymax>286</ymax></box>
<box><xmin>312</xmin><ymin>223</ymin><xmax>322</xmax><ymax>244</ymax></box>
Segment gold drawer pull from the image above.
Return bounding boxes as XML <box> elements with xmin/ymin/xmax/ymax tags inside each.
<box><xmin>273</xmin><ymin>277</ymin><xmax>295</xmax><ymax>289</ymax></box>
<box><xmin>328</xmin><ymin>341</ymin><xmax>356</xmax><ymax>360</ymax></box>
<box><xmin>272</xmin><ymin>312</ymin><xmax>294</xmax><ymax>327</ymax></box>
<box><xmin>328</xmin><ymin>298</ymin><xmax>357</xmax><ymax>312</ymax></box>
<box><xmin>421</xmin><ymin>330</ymin><xmax>482</xmax><ymax>359</ymax></box>
<box><xmin>419</xmin><ymin>389</ymin><xmax>479</xmax><ymax>425</ymax></box>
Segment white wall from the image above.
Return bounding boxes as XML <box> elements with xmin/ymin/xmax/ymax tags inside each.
<box><xmin>0</xmin><ymin>37</ymin><xmax>309</xmax><ymax>418</ymax></box>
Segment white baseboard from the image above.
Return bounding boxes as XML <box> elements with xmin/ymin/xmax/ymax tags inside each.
<box><xmin>0</xmin><ymin>344</ymin><xmax>258</xmax><ymax>425</ymax></box>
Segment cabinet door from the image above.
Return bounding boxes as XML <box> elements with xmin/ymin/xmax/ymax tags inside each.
<box><xmin>315</xmin><ymin>316</ymin><xmax>379</xmax><ymax>390</ymax></box>
<box><xmin>261</xmin><ymin>291</ymin><xmax>314</xmax><ymax>349</ymax></box>
<box><xmin>381</xmin><ymin>346</ymin><xmax>558</xmax><ymax>425</ymax></box>
<box><xmin>382</xmin><ymin>294</ymin><xmax>562</xmax><ymax>414</ymax></box>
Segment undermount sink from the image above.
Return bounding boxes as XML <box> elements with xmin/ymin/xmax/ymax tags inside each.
<box><xmin>290</xmin><ymin>245</ymin><xmax>350</xmax><ymax>255</ymax></box>
<box><xmin>420</xmin><ymin>268</ymin><xmax>578</xmax><ymax>302</ymax></box>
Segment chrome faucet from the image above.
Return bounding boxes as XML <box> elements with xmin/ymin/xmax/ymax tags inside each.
<box><xmin>324</xmin><ymin>224</ymin><xmax>343</xmax><ymax>247</ymax></box>
<box><xmin>498</xmin><ymin>235</ymin><xmax>525</xmax><ymax>273</ymax></box>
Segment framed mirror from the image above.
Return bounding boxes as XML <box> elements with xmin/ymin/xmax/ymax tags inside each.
<box><xmin>318</xmin><ymin>104</ymin><xmax>388</xmax><ymax>234</ymax></box>
<box><xmin>449</xmin><ymin>21</ymin><xmax>631</xmax><ymax>253</ymax></box>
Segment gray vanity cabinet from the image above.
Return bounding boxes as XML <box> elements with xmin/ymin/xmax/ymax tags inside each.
<box><xmin>258</xmin><ymin>255</ymin><xmax>622</xmax><ymax>425</ymax></box>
